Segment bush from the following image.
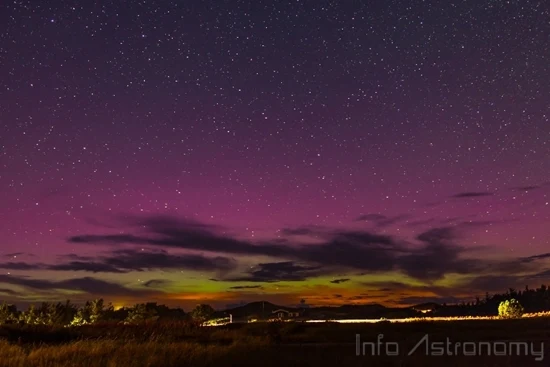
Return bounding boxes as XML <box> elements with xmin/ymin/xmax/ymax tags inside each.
<box><xmin>190</xmin><ymin>304</ymin><xmax>215</xmax><ymax>326</ymax></box>
<box><xmin>498</xmin><ymin>299</ymin><xmax>524</xmax><ymax>319</ymax></box>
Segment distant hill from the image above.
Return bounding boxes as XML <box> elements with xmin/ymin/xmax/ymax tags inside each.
<box><xmin>411</xmin><ymin>302</ymin><xmax>441</xmax><ymax>312</ymax></box>
<box><xmin>213</xmin><ymin>301</ymin><xmax>432</xmax><ymax>320</ymax></box>
<box><xmin>213</xmin><ymin>301</ymin><xmax>288</xmax><ymax>319</ymax></box>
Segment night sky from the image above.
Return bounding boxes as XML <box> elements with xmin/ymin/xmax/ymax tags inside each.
<box><xmin>1</xmin><ymin>0</ymin><xmax>549</xmax><ymax>310</ymax></box>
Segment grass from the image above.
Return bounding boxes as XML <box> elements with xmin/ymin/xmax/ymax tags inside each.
<box><xmin>1</xmin><ymin>316</ymin><xmax>550</xmax><ymax>366</ymax></box>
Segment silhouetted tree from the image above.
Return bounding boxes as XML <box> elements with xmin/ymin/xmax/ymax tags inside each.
<box><xmin>190</xmin><ymin>304</ymin><xmax>214</xmax><ymax>325</ymax></box>
<box><xmin>4</xmin><ymin>283</ymin><xmax>550</xmax><ymax>325</ymax></box>
<box><xmin>124</xmin><ymin>303</ymin><xmax>159</xmax><ymax>324</ymax></box>
<box><xmin>71</xmin><ymin>298</ymin><xmax>114</xmax><ymax>326</ymax></box>
<box><xmin>0</xmin><ymin>302</ymin><xmax>17</xmax><ymax>324</ymax></box>
<box><xmin>19</xmin><ymin>304</ymin><xmax>40</xmax><ymax>325</ymax></box>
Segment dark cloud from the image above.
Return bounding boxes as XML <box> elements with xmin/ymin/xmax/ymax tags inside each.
<box><xmin>227</xmin><ymin>262</ymin><xmax>324</xmax><ymax>282</ymax></box>
<box><xmin>71</xmin><ymin>232</ymin><xmax>290</xmax><ymax>258</ymax></box>
<box><xmin>60</xmin><ymin>254</ymin><xmax>95</xmax><ymax>261</ymax></box>
<box><xmin>143</xmin><ymin>279</ymin><xmax>175</xmax><ymax>288</ymax></box>
<box><xmin>359</xmin><ymin>280</ymin><xmax>475</xmax><ymax>305</ymax></box>
<box><xmin>0</xmin><ymin>249</ymin><xmax>237</xmax><ymax>276</ymax></box>
<box><xmin>57</xmin><ymin>249</ymin><xmax>236</xmax><ymax>274</ymax></box>
<box><xmin>346</xmin><ymin>294</ymin><xmax>383</xmax><ymax>301</ymax></box>
<box><xmin>416</xmin><ymin>226</ymin><xmax>455</xmax><ymax>243</ymax></box>
<box><xmin>228</xmin><ymin>285</ymin><xmax>263</xmax><ymax>289</ymax></box>
<box><xmin>0</xmin><ymin>259</ymin><xmax>122</xmax><ymax>273</ymax></box>
<box><xmin>451</xmin><ymin>192</ymin><xmax>494</xmax><ymax>198</ymax></box>
<box><xmin>0</xmin><ymin>275</ymin><xmax>159</xmax><ymax>297</ymax></box>
<box><xmin>279</xmin><ymin>225</ymin><xmax>331</xmax><ymax>237</ymax></box>
<box><xmin>361</xmin><ymin>271</ymin><xmax>550</xmax><ymax>305</ymax></box>
<box><xmin>361</xmin><ymin>281</ymin><xmax>449</xmax><ymax>294</ymax></box>
<box><xmin>122</xmin><ymin>214</ymin><xmax>225</xmax><ymax>235</ymax></box>
<box><xmin>521</xmin><ymin>253</ymin><xmax>550</xmax><ymax>263</ymax></box>
<box><xmin>0</xmin><ymin>288</ymin><xmax>19</xmax><ymax>296</ymax></box>
<box><xmin>362</xmin><ymin>273</ymin><xmax>537</xmax><ymax>303</ymax></box>
<box><xmin>526</xmin><ymin>269</ymin><xmax>550</xmax><ymax>279</ymax></box>
<box><xmin>0</xmin><ymin>262</ymin><xmax>42</xmax><ymax>271</ymax></box>
<box><xmin>399</xmin><ymin>227</ymin><xmax>486</xmax><ymax>280</ymax></box>
<box><xmin>466</xmin><ymin>275</ymin><xmax>524</xmax><ymax>292</ymax></box>
<box><xmin>68</xmin><ymin>216</ymin><xmax>401</xmax><ymax>274</ymax></box>
<box><xmin>279</xmin><ymin>226</ymin><xmax>326</xmax><ymax>236</ymax></box>
<box><xmin>67</xmin><ymin>214</ymin><xmax>530</xmax><ymax>283</ymax></box>
<box><xmin>271</xmin><ymin>238</ymin><xmax>291</xmax><ymax>244</ymax></box>
<box><xmin>330</xmin><ymin>278</ymin><xmax>350</xmax><ymax>284</ymax></box>
<box><xmin>100</xmin><ymin>249</ymin><xmax>237</xmax><ymax>274</ymax></box>
<box><xmin>49</xmin><ymin>261</ymin><xmax>129</xmax><ymax>273</ymax></box>
<box><xmin>3</xmin><ymin>252</ymin><xmax>31</xmax><ymax>258</ymax></box>
<box><xmin>485</xmin><ymin>259</ymin><xmax>534</xmax><ymax>274</ymax></box>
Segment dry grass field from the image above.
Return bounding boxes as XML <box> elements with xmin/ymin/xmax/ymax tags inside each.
<box><xmin>1</xmin><ymin>315</ymin><xmax>550</xmax><ymax>366</ymax></box>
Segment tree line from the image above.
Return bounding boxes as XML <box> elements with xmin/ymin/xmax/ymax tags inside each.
<box><xmin>2</xmin><ymin>284</ymin><xmax>550</xmax><ymax>326</ymax></box>
<box><xmin>434</xmin><ymin>284</ymin><xmax>550</xmax><ymax>316</ymax></box>
<box><xmin>0</xmin><ymin>299</ymin><xmax>215</xmax><ymax>327</ymax></box>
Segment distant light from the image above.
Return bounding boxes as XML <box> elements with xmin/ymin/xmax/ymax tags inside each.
<box><xmin>305</xmin><ymin>316</ymin><xmax>500</xmax><ymax>323</ymax></box>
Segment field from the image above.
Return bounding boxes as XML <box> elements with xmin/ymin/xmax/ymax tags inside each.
<box><xmin>303</xmin><ymin>310</ymin><xmax>550</xmax><ymax>323</ymax></box>
<box><xmin>1</xmin><ymin>316</ymin><xmax>550</xmax><ymax>366</ymax></box>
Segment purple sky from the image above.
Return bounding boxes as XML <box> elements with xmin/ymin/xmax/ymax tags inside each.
<box><xmin>0</xmin><ymin>0</ymin><xmax>549</xmax><ymax>310</ymax></box>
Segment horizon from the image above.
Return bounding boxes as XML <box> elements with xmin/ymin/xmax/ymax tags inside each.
<box><xmin>0</xmin><ymin>291</ymin><xmax>540</xmax><ymax>312</ymax></box>
<box><xmin>1</xmin><ymin>0</ymin><xmax>549</xmax><ymax>311</ymax></box>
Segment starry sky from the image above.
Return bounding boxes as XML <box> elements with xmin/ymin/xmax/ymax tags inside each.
<box><xmin>0</xmin><ymin>0</ymin><xmax>549</xmax><ymax>310</ymax></box>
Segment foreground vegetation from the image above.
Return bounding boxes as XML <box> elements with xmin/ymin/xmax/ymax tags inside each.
<box><xmin>0</xmin><ymin>286</ymin><xmax>548</xmax><ymax>365</ymax></box>
<box><xmin>0</xmin><ymin>316</ymin><xmax>549</xmax><ymax>366</ymax></box>
<box><xmin>2</xmin><ymin>284</ymin><xmax>550</xmax><ymax>328</ymax></box>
